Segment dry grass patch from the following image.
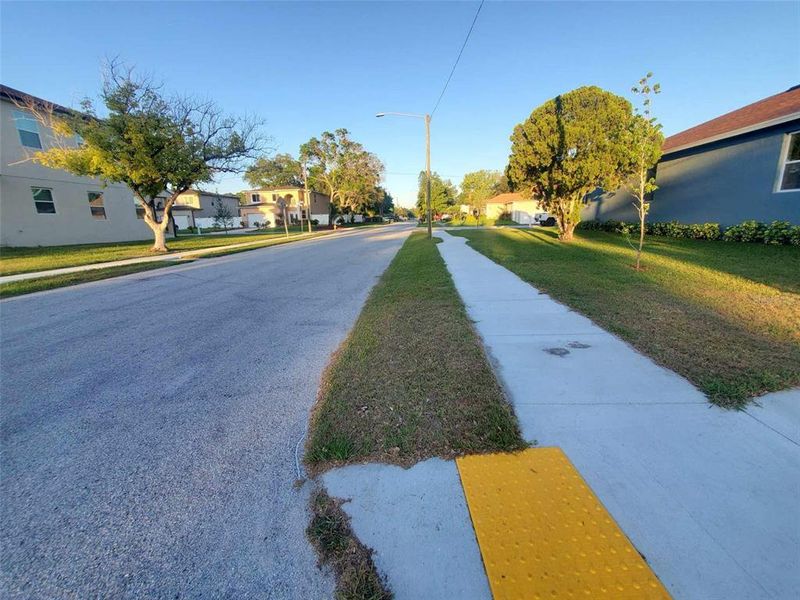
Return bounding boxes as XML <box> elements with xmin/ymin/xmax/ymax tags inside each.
<box><xmin>451</xmin><ymin>228</ymin><xmax>800</xmax><ymax>407</ymax></box>
<box><xmin>307</xmin><ymin>488</ymin><xmax>391</xmax><ymax>600</ymax></box>
<box><xmin>305</xmin><ymin>232</ymin><xmax>525</xmax><ymax>472</ymax></box>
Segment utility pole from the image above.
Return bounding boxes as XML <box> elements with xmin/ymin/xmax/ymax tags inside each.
<box><xmin>376</xmin><ymin>111</ymin><xmax>433</xmax><ymax>239</ymax></box>
<box><xmin>303</xmin><ymin>163</ymin><xmax>313</xmax><ymax>233</ymax></box>
<box><xmin>425</xmin><ymin>113</ymin><xmax>432</xmax><ymax>239</ymax></box>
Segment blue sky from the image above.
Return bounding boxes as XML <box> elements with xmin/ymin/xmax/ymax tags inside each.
<box><xmin>2</xmin><ymin>1</ymin><xmax>798</xmax><ymax>207</ymax></box>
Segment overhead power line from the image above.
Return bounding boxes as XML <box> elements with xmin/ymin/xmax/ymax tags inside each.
<box><xmin>430</xmin><ymin>0</ymin><xmax>485</xmax><ymax>117</ymax></box>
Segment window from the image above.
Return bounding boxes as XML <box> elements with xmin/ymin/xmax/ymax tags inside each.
<box><xmin>13</xmin><ymin>110</ymin><xmax>42</xmax><ymax>148</ymax></box>
<box><xmin>251</xmin><ymin>193</ymin><xmax>260</xmax><ymax>203</ymax></box>
<box><xmin>32</xmin><ymin>188</ymin><xmax>55</xmax><ymax>214</ymax></box>
<box><xmin>777</xmin><ymin>132</ymin><xmax>800</xmax><ymax>191</ymax></box>
<box><xmin>88</xmin><ymin>192</ymin><xmax>107</xmax><ymax>219</ymax></box>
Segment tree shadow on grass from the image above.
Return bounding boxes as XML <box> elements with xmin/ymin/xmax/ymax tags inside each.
<box><xmin>450</xmin><ymin>227</ymin><xmax>800</xmax><ymax>406</ymax></box>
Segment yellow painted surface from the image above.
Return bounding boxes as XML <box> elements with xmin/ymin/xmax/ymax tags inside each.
<box><xmin>457</xmin><ymin>448</ymin><xmax>671</xmax><ymax>599</ymax></box>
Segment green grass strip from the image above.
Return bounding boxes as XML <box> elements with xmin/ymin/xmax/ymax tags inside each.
<box><xmin>0</xmin><ymin>261</ymin><xmax>181</xmax><ymax>299</ymax></box>
<box><xmin>306</xmin><ymin>231</ymin><xmax>525</xmax><ymax>471</ymax></box>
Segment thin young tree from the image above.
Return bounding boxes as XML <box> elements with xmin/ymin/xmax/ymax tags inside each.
<box><xmin>628</xmin><ymin>73</ymin><xmax>664</xmax><ymax>270</ymax></box>
<box><xmin>212</xmin><ymin>194</ymin><xmax>235</xmax><ymax>234</ymax></box>
<box><xmin>22</xmin><ymin>61</ymin><xmax>268</xmax><ymax>251</ymax></box>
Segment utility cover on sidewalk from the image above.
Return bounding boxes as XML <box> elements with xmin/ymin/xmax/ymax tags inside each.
<box><xmin>457</xmin><ymin>448</ymin><xmax>670</xmax><ymax>599</ymax></box>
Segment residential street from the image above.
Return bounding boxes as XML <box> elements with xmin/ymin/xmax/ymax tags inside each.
<box><xmin>0</xmin><ymin>224</ymin><xmax>412</xmax><ymax>599</ymax></box>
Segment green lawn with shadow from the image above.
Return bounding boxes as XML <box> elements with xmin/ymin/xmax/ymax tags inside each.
<box><xmin>451</xmin><ymin>227</ymin><xmax>800</xmax><ymax>407</ymax></box>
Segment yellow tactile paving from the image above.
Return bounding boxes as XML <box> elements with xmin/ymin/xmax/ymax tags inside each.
<box><xmin>456</xmin><ymin>447</ymin><xmax>671</xmax><ymax>599</ymax></box>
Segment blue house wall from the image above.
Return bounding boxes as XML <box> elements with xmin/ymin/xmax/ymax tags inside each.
<box><xmin>582</xmin><ymin>119</ymin><xmax>800</xmax><ymax>226</ymax></box>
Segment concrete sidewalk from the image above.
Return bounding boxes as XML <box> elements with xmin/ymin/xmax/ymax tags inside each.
<box><xmin>433</xmin><ymin>230</ymin><xmax>799</xmax><ymax>599</ymax></box>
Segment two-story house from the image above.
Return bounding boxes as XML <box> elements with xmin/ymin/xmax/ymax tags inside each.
<box><xmin>0</xmin><ymin>84</ymin><xmax>153</xmax><ymax>247</ymax></box>
<box><xmin>170</xmin><ymin>190</ymin><xmax>242</xmax><ymax>230</ymax></box>
<box><xmin>239</xmin><ymin>187</ymin><xmax>331</xmax><ymax>227</ymax></box>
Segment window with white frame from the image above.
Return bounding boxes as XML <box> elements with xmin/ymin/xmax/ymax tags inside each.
<box><xmin>13</xmin><ymin>110</ymin><xmax>42</xmax><ymax>148</ymax></box>
<box><xmin>251</xmin><ymin>193</ymin><xmax>260</xmax><ymax>203</ymax></box>
<box><xmin>778</xmin><ymin>131</ymin><xmax>800</xmax><ymax>191</ymax></box>
<box><xmin>88</xmin><ymin>192</ymin><xmax>107</xmax><ymax>220</ymax></box>
<box><xmin>32</xmin><ymin>188</ymin><xmax>55</xmax><ymax>214</ymax></box>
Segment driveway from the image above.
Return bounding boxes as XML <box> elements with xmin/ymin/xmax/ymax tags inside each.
<box><xmin>0</xmin><ymin>224</ymin><xmax>413</xmax><ymax>598</ymax></box>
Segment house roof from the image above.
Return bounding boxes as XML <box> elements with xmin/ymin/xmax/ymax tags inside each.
<box><xmin>663</xmin><ymin>84</ymin><xmax>800</xmax><ymax>154</ymax></box>
<box><xmin>188</xmin><ymin>189</ymin><xmax>240</xmax><ymax>199</ymax></box>
<box><xmin>485</xmin><ymin>193</ymin><xmax>526</xmax><ymax>205</ymax></box>
<box><xmin>0</xmin><ymin>84</ymin><xmax>74</xmax><ymax>115</ymax></box>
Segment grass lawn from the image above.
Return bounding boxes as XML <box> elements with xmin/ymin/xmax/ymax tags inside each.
<box><xmin>0</xmin><ymin>230</ymin><xmax>314</xmax><ymax>276</ymax></box>
<box><xmin>0</xmin><ymin>261</ymin><xmax>182</xmax><ymax>299</ymax></box>
<box><xmin>305</xmin><ymin>231</ymin><xmax>525</xmax><ymax>473</ymax></box>
<box><xmin>450</xmin><ymin>228</ymin><xmax>800</xmax><ymax>407</ymax></box>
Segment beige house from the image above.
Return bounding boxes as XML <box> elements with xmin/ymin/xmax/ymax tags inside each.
<box><xmin>239</xmin><ymin>187</ymin><xmax>331</xmax><ymax>227</ymax></box>
<box><xmin>484</xmin><ymin>192</ymin><xmax>542</xmax><ymax>224</ymax></box>
<box><xmin>169</xmin><ymin>190</ymin><xmax>242</xmax><ymax>230</ymax></box>
<box><xmin>0</xmin><ymin>85</ymin><xmax>153</xmax><ymax>247</ymax></box>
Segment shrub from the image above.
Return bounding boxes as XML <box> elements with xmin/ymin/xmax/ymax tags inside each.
<box><xmin>312</xmin><ymin>219</ymin><xmax>319</xmax><ymax>226</ymax></box>
<box><xmin>587</xmin><ymin>218</ymin><xmax>800</xmax><ymax>245</ymax></box>
<box><xmin>723</xmin><ymin>220</ymin><xmax>765</xmax><ymax>243</ymax></box>
<box><xmin>763</xmin><ymin>221</ymin><xmax>793</xmax><ymax>245</ymax></box>
<box><xmin>790</xmin><ymin>226</ymin><xmax>800</xmax><ymax>246</ymax></box>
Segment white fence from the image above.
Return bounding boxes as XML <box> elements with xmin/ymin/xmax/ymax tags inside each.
<box><xmin>195</xmin><ymin>217</ymin><xmax>246</xmax><ymax>229</ymax></box>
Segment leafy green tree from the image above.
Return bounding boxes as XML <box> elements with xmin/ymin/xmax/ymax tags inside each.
<box><xmin>459</xmin><ymin>170</ymin><xmax>505</xmax><ymax>215</ymax></box>
<box><xmin>300</xmin><ymin>129</ymin><xmax>383</xmax><ymax>221</ymax></box>
<box><xmin>628</xmin><ymin>73</ymin><xmax>664</xmax><ymax>270</ymax></box>
<box><xmin>417</xmin><ymin>171</ymin><xmax>457</xmax><ymax>217</ymax></box>
<box><xmin>506</xmin><ymin>86</ymin><xmax>634</xmax><ymax>241</ymax></box>
<box><xmin>25</xmin><ymin>61</ymin><xmax>267</xmax><ymax>252</ymax></box>
<box><xmin>366</xmin><ymin>186</ymin><xmax>394</xmax><ymax>217</ymax></box>
<box><xmin>244</xmin><ymin>153</ymin><xmax>303</xmax><ymax>188</ymax></box>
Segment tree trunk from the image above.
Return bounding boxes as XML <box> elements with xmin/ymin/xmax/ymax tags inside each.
<box><xmin>635</xmin><ymin>167</ymin><xmax>646</xmax><ymax>270</ymax></box>
<box><xmin>559</xmin><ymin>222</ymin><xmax>576</xmax><ymax>241</ymax></box>
<box><xmin>139</xmin><ymin>198</ymin><xmax>170</xmax><ymax>253</ymax></box>
<box><xmin>151</xmin><ymin>225</ymin><xmax>168</xmax><ymax>252</ymax></box>
<box><xmin>636</xmin><ymin>210</ymin><xmax>645</xmax><ymax>270</ymax></box>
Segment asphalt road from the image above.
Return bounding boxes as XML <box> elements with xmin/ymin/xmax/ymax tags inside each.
<box><xmin>0</xmin><ymin>223</ymin><xmax>413</xmax><ymax>599</ymax></box>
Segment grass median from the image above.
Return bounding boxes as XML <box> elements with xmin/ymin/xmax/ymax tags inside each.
<box><xmin>0</xmin><ymin>261</ymin><xmax>182</xmax><ymax>299</ymax></box>
<box><xmin>0</xmin><ymin>229</ymin><xmax>317</xmax><ymax>276</ymax></box>
<box><xmin>305</xmin><ymin>231</ymin><xmax>525</xmax><ymax>473</ymax></box>
<box><xmin>450</xmin><ymin>227</ymin><xmax>800</xmax><ymax>408</ymax></box>
<box><xmin>0</xmin><ymin>231</ymin><xmax>334</xmax><ymax>298</ymax></box>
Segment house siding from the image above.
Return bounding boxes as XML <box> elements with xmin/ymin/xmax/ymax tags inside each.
<box><xmin>0</xmin><ymin>97</ymin><xmax>153</xmax><ymax>246</ymax></box>
<box><xmin>582</xmin><ymin>120</ymin><xmax>800</xmax><ymax>226</ymax></box>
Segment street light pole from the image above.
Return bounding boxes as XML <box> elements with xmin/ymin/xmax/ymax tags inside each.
<box><xmin>425</xmin><ymin>113</ymin><xmax>432</xmax><ymax>240</ymax></box>
<box><xmin>376</xmin><ymin>111</ymin><xmax>433</xmax><ymax>239</ymax></box>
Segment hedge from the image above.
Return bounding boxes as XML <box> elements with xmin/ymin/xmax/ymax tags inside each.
<box><xmin>578</xmin><ymin>219</ymin><xmax>800</xmax><ymax>246</ymax></box>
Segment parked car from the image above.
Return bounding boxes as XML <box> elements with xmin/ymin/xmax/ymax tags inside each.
<box><xmin>533</xmin><ymin>212</ymin><xmax>556</xmax><ymax>227</ymax></box>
